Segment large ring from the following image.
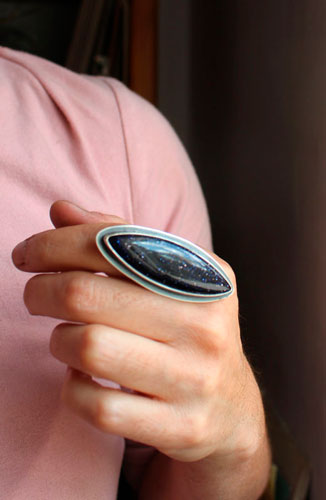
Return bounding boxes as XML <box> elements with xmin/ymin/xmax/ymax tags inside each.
<box><xmin>96</xmin><ymin>225</ymin><xmax>233</xmax><ymax>303</ymax></box>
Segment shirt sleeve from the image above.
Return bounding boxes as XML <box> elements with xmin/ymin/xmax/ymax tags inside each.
<box><xmin>105</xmin><ymin>79</ymin><xmax>213</xmax><ymax>491</ymax></box>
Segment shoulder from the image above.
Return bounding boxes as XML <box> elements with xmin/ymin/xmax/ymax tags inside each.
<box><xmin>105</xmin><ymin>79</ymin><xmax>212</xmax><ymax>249</ymax></box>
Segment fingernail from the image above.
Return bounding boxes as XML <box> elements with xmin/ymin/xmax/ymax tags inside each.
<box><xmin>65</xmin><ymin>202</ymin><xmax>88</xmax><ymax>214</ymax></box>
<box><xmin>89</xmin><ymin>211</ymin><xmax>109</xmax><ymax>218</ymax></box>
<box><xmin>12</xmin><ymin>240</ymin><xmax>27</xmax><ymax>267</ymax></box>
<box><xmin>65</xmin><ymin>202</ymin><xmax>107</xmax><ymax>219</ymax></box>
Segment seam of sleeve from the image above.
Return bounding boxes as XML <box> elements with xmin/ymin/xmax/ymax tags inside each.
<box><xmin>101</xmin><ymin>79</ymin><xmax>135</xmax><ymax>223</ymax></box>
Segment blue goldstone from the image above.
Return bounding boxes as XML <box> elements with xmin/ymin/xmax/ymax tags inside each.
<box><xmin>107</xmin><ymin>235</ymin><xmax>231</xmax><ymax>295</ymax></box>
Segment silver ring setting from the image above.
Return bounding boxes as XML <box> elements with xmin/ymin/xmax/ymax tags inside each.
<box><xmin>96</xmin><ymin>225</ymin><xmax>233</xmax><ymax>303</ymax></box>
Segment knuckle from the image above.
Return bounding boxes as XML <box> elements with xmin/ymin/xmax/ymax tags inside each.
<box><xmin>220</xmin><ymin>257</ymin><xmax>234</xmax><ymax>276</ymax></box>
<box><xmin>49</xmin><ymin>323</ymin><xmax>64</xmax><ymax>356</ymax></box>
<box><xmin>23</xmin><ymin>275</ymin><xmax>38</xmax><ymax>312</ymax></box>
<box><xmin>175</xmin><ymin>307</ymin><xmax>212</xmax><ymax>345</ymax></box>
<box><xmin>205</xmin><ymin>320</ymin><xmax>229</xmax><ymax>354</ymax></box>
<box><xmin>179</xmin><ymin>413</ymin><xmax>208</xmax><ymax>449</ymax></box>
<box><xmin>80</xmin><ymin>325</ymin><xmax>102</xmax><ymax>372</ymax></box>
<box><xmin>182</xmin><ymin>309</ymin><xmax>225</xmax><ymax>358</ymax></box>
<box><xmin>201</xmin><ymin>328</ymin><xmax>222</xmax><ymax>357</ymax></box>
<box><xmin>94</xmin><ymin>398</ymin><xmax>110</xmax><ymax>431</ymax></box>
<box><xmin>94</xmin><ymin>397</ymin><xmax>120</xmax><ymax>433</ymax></box>
<box><xmin>219</xmin><ymin>258</ymin><xmax>237</xmax><ymax>288</ymax></box>
<box><xmin>188</xmin><ymin>369</ymin><xmax>216</xmax><ymax>398</ymax></box>
<box><xmin>62</xmin><ymin>274</ymin><xmax>93</xmax><ymax>316</ymax></box>
<box><xmin>173</xmin><ymin>359</ymin><xmax>218</xmax><ymax>399</ymax></box>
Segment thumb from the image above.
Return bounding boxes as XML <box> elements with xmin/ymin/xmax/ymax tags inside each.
<box><xmin>50</xmin><ymin>200</ymin><xmax>127</xmax><ymax>228</ymax></box>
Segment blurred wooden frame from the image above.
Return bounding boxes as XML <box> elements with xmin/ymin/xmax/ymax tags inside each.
<box><xmin>66</xmin><ymin>0</ymin><xmax>157</xmax><ymax>104</ymax></box>
<box><xmin>129</xmin><ymin>0</ymin><xmax>157</xmax><ymax>104</ymax></box>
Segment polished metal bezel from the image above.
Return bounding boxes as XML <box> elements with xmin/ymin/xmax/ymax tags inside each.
<box><xmin>96</xmin><ymin>225</ymin><xmax>233</xmax><ymax>302</ymax></box>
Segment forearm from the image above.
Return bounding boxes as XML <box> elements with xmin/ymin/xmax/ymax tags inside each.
<box><xmin>139</xmin><ymin>424</ymin><xmax>271</xmax><ymax>500</ymax></box>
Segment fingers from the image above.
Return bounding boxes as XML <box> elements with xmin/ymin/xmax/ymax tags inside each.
<box><xmin>51</xmin><ymin>323</ymin><xmax>176</xmax><ymax>398</ymax></box>
<box><xmin>12</xmin><ymin>201</ymin><xmax>237</xmax><ymax>298</ymax></box>
<box><xmin>12</xmin><ymin>223</ymin><xmax>123</xmax><ymax>275</ymax></box>
<box><xmin>62</xmin><ymin>369</ymin><xmax>181</xmax><ymax>451</ymax></box>
<box><xmin>49</xmin><ymin>200</ymin><xmax>125</xmax><ymax>228</ymax></box>
<box><xmin>11</xmin><ymin>201</ymin><xmax>250</xmax><ymax>463</ymax></box>
<box><xmin>23</xmin><ymin>271</ymin><xmax>196</xmax><ymax>342</ymax></box>
<box><xmin>12</xmin><ymin>202</ymin><xmax>236</xmax><ymax>286</ymax></box>
<box><xmin>62</xmin><ymin>368</ymin><xmax>215</xmax><ymax>461</ymax></box>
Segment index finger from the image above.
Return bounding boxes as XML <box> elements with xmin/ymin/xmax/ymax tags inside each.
<box><xmin>12</xmin><ymin>222</ymin><xmax>125</xmax><ymax>275</ymax></box>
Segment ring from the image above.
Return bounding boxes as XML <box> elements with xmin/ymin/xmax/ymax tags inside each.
<box><xmin>96</xmin><ymin>225</ymin><xmax>233</xmax><ymax>302</ymax></box>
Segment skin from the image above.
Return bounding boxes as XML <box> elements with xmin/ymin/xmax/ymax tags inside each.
<box><xmin>12</xmin><ymin>200</ymin><xmax>271</xmax><ymax>499</ymax></box>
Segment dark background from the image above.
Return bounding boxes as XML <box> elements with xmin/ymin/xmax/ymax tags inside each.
<box><xmin>159</xmin><ymin>2</ymin><xmax>325</xmax><ymax>499</ymax></box>
<box><xmin>0</xmin><ymin>1</ymin><xmax>80</xmax><ymax>63</ymax></box>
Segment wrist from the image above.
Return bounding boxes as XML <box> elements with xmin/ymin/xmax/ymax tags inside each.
<box><xmin>211</xmin><ymin>357</ymin><xmax>268</xmax><ymax>465</ymax></box>
<box><xmin>140</xmin><ymin>360</ymin><xmax>271</xmax><ymax>500</ymax></box>
<box><xmin>141</xmin><ymin>426</ymin><xmax>271</xmax><ymax>500</ymax></box>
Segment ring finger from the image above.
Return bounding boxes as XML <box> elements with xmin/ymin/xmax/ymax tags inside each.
<box><xmin>50</xmin><ymin>322</ymin><xmax>177</xmax><ymax>398</ymax></box>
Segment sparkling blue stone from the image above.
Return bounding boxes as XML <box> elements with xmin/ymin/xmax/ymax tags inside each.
<box><xmin>107</xmin><ymin>235</ymin><xmax>231</xmax><ymax>295</ymax></box>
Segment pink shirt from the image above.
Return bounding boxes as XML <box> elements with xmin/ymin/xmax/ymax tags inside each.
<box><xmin>0</xmin><ymin>47</ymin><xmax>211</xmax><ymax>499</ymax></box>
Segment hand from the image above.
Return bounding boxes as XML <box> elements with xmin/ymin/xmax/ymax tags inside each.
<box><xmin>12</xmin><ymin>201</ymin><xmax>265</xmax><ymax>464</ymax></box>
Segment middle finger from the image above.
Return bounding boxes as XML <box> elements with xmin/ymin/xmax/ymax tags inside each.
<box><xmin>24</xmin><ymin>271</ymin><xmax>194</xmax><ymax>342</ymax></box>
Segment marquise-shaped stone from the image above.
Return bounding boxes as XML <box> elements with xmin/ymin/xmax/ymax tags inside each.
<box><xmin>105</xmin><ymin>234</ymin><xmax>231</xmax><ymax>295</ymax></box>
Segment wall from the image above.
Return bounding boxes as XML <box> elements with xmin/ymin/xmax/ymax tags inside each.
<box><xmin>159</xmin><ymin>1</ymin><xmax>325</xmax><ymax>498</ymax></box>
